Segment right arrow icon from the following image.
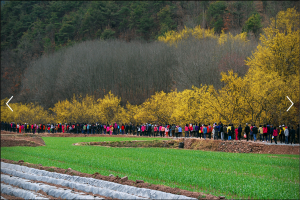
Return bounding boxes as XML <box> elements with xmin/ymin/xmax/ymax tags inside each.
<box><xmin>286</xmin><ymin>96</ymin><xmax>294</xmax><ymax>112</ymax></box>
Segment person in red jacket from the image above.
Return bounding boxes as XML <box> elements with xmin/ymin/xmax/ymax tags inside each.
<box><xmin>272</xmin><ymin>126</ymin><xmax>278</xmax><ymax>144</ymax></box>
<box><xmin>263</xmin><ymin>125</ymin><xmax>268</xmax><ymax>142</ymax></box>
<box><xmin>121</xmin><ymin>124</ymin><xmax>125</xmax><ymax>135</ymax></box>
<box><xmin>189</xmin><ymin>124</ymin><xmax>193</xmax><ymax>137</ymax></box>
<box><xmin>235</xmin><ymin>128</ymin><xmax>238</xmax><ymax>140</ymax></box>
<box><xmin>207</xmin><ymin>124</ymin><xmax>212</xmax><ymax>139</ymax></box>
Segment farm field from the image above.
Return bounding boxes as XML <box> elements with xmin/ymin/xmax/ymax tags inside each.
<box><xmin>1</xmin><ymin>137</ymin><xmax>299</xmax><ymax>199</ymax></box>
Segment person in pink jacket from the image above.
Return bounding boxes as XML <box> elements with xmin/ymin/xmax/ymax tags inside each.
<box><xmin>272</xmin><ymin>126</ymin><xmax>278</xmax><ymax>144</ymax></box>
<box><xmin>185</xmin><ymin>125</ymin><xmax>189</xmax><ymax>137</ymax></box>
<box><xmin>154</xmin><ymin>125</ymin><xmax>157</xmax><ymax>137</ymax></box>
<box><xmin>159</xmin><ymin>125</ymin><xmax>162</xmax><ymax>137</ymax></box>
<box><xmin>141</xmin><ymin>124</ymin><xmax>145</xmax><ymax>136</ymax></box>
<box><xmin>106</xmin><ymin>126</ymin><xmax>110</xmax><ymax>134</ymax></box>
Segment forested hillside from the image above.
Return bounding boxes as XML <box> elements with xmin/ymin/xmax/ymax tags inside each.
<box><xmin>1</xmin><ymin>1</ymin><xmax>299</xmax><ymax>107</ymax></box>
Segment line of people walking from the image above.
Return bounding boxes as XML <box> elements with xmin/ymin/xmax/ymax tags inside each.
<box><xmin>1</xmin><ymin>121</ymin><xmax>299</xmax><ymax>144</ymax></box>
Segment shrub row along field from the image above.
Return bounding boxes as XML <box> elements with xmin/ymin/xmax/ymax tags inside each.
<box><xmin>1</xmin><ymin>137</ymin><xmax>299</xmax><ymax>199</ymax></box>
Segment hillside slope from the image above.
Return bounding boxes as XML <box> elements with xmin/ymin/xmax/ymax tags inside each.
<box><xmin>1</xmin><ymin>1</ymin><xmax>299</xmax><ymax>105</ymax></box>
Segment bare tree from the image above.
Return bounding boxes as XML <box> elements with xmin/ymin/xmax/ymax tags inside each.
<box><xmin>18</xmin><ymin>35</ymin><xmax>256</xmax><ymax>108</ymax></box>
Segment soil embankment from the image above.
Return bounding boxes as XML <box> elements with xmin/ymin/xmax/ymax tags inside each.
<box><xmin>1</xmin><ymin>133</ymin><xmax>45</xmax><ymax>147</ymax></box>
<box><xmin>78</xmin><ymin>139</ymin><xmax>299</xmax><ymax>155</ymax></box>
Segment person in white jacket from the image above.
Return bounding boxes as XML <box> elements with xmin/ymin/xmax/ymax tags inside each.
<box><xmin>284</xmin><ymin>126</ymin><xmax>289</xmax><ymax>144</ymax></box>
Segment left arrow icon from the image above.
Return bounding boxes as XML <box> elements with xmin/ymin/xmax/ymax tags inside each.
<box><xmin>6</xmin><ymin>96</ymin><xmax>13</xmax><ymax>112</ymax></box>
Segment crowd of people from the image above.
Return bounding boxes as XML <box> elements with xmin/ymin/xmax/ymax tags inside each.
<box><xmin>1</xmin><ymin>121</ymin><xmax>299</xmax><ymax>144</ymax></box>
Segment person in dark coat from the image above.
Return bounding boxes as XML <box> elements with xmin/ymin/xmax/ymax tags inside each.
<box><xmin>290</xmin><ymin>127</ymin><xmax>296</xmax><ymax>144</ymax></box>
<box><xmin>92</xmin><ymin>123</ymin><xmax>95</xmax><ymax>134</ymax></box>
<box><xmin>129</xmin><ymin>124</ymin><xmax>132</xmax><ymax>135</ymax></box>
<box><xmin>231</xmin><ymin>124</ymin><xmax>235</xmax><ymax>140</ymax></box>
<box><xmin>97</xmin><ymin>123</ymin><xmax>100</xmax><ymax>134</ymax></box>
<box><xmin>253</xmin><ymin>124</ymin><xmax>258</xmax><ymax>142</ymax></box>
<box><xmin>288</xmin><ymin>126</ymin><xmax>291</xmax><ymax>144</ymax></box>
<box><xmin>244</xmin><ymin>123</ymin><xmax>250</xmax><ymax>141</ymax></box>
<box><xmin>267</xmin><ymin>124</ymin><xmax>270</xmax><ymax>142</ymax></box>
<box><xmin>220</xmin><ymin>123</ymin><xmax>224</xmax><ymax>140</ymax></box>
<box><xmin>32</xmin><ymin>124</ymin><xmax>36</xmax><ymax>134</ymax></box>
<box><xmin>99</xmin><ymin>123</ymin><xmax>101</xmax><ymax>134</ymax></box>
<box><xmin>132</xmin><ymin>124</ymin><xmax>136</xmax><ymax>135</ymax></box>
<box><xmin>297</xmin><ymin>124</ymin><xmax>300</xmax><ymax>144</ymax></box>
<box><xmin>113</xmin><ymin>123</ymin><xmax>118</xmax><ymax>135</ymax></box>
<box><xmin>270</xmin><ymin>125</ymin><xmax>274</xmax><ymax>143</ymax></box>
<box><xmin>238</xmin><ymin>124</ymin><xmax>242</xmax><ymax>140</ymax></box>
<box><xmin>125</xmin><ymin>124</ymin><xmax>129</xmax><ymax>135</ymax></box>
<box><xmin>148</xmin><ymin>123</ymin><xmax>152</xmax><ymax>137</ymax></box>
<box><xmin>195</xmin><ymin>124</ymin><xmax>199</xmax><ymax>138</ymax></box>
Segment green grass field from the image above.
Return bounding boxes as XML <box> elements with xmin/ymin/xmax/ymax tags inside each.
<box><xmin>1</xmin><ymin>137</ymin><xmax>299</xmax><ymax>199</ymax></box>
